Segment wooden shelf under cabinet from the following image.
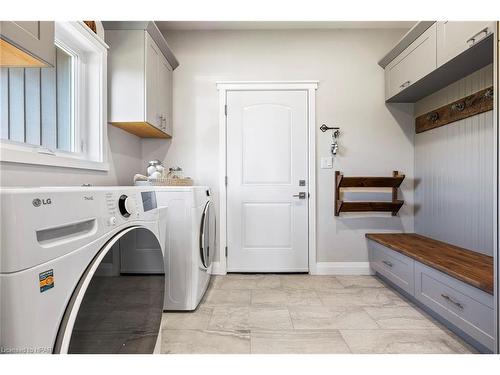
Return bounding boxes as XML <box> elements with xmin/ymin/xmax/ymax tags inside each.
<box><xmin>335</xmin><ymin>171</ymin><xmax>405</xmax><ymax>216</ymax></box>
<box><xmin>110</xmin><ymin>121</ymin><xmax>172</xmax><ymax>139</ymax></box>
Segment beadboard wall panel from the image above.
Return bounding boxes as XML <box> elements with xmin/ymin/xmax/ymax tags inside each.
<box><xmin>414</xmin><ymin>64</ymin><xmax>494</xmax><ymax>256</ymax></box>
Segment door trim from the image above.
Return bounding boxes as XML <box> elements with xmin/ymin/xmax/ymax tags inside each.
<box><xmin>215</xmin><ymin>81</ymin><xmax>318</xmax><ymax>275</ymax></box>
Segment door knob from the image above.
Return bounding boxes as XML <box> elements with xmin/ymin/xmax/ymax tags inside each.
<box><xmin>293</xmin><ymin>192</ymin><xmax>307</xmax><ymax>199</ymax></box>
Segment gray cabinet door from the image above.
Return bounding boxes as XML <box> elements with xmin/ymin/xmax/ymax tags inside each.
<box><xmin>414</xmin><ymin>262</ymin><xmax>494</xmax><ymax>351</ymax></box>
<box><xmin>368</xmin><ymin>240</ymin><xmax>415</xmax><ymax>295</ymax></box>
<box><xmin>385</xmin><ymin>23</ymin><xmax>437</xmax><ymax>100</ymax></box>
<box><xmin>0</xmin><ymin>21</ymin><xmax>55</xmax><ymax>66</ymax></box>
<box><xmin>436</xmin><ymin>21</ymin><xmax>494</xmax><ymax>67</ymax></box>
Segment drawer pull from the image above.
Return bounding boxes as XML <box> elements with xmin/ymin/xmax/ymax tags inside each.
<box><xmin>441</xmin><ymin>294</ymin><xmax>464</xmax><ymax>309</ymax></box>
<box><xmin>399</xmin><ymin>80</ymin><xmax>411</xmax><ymax>89</ymax></box>
<box><xmin>466</xmin><ymin>27</ymin><xmax>490</xmax><ymax>46</ymax></box>
<box><xmin>382</xmin><ymin>260</ymin><xmax>393</xmax><ymax>268</ymax></box>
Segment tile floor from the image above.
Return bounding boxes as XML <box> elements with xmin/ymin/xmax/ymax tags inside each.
<box><xmin>161</xmin><ymin>274</ymin><xmax>476</xmax><ymax>354</ymax></box>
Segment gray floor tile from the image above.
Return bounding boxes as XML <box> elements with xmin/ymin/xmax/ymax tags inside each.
<box><xmin>208</xmin><ymin>306</ymin><xmax>250</xmax><ymax>330</ymax></box>
<box><xmin>251</xmin><ymin>289</ymin><xmax>322</xmax><ymax>307</ymax></box>
<box><xmin>161</xmin><ymin>307</ymin><xmax>213</xmax><ymax>330</ymax></box>
<box><xmin>289</xmin><ymin>305</ymin><xmax>379</xmax><ymax>330</ymax></box>
<box><xmin>363</xmin><ymin>305</ymin><xmax>441</xmax><ymax>329</ymax></box>
<box><xmin>319</xmin><ymin>287</ymin><xmax>409</xmax><ymax>308</ymax></box>
<box><xmin>251</xmin><ymin>330</ymin><xmax>351</xmax><ymax>354</ymax></box>
<box><xmin>249</xmin><ymin>306</ymin><xmax>293</xmax><ymax>330</ymax></box>
<box><xmin>310</xmin><ymin>276</ymin><xmax>346</xmax><ymax>291</ymax></box>
<box><xmin>203</xmin><ymin>288</ymin><xmax>251</xmax><ymax>306</ymax></box>
<box><xmin>336</xmin><ymin>275</ymin><xmax>385</xmax><ymax>288</ymax></box>
<box><xmin>283</xmin><ymin>289</ymin><xmax>324</xmax><ymax>306</ymax></box>
<box><xmin>218</xmin><ymin>274</ymin><xmax>281</xmax><ymax>290</ymax></box>
<box><xmin>280</xmin><ymin>275</ymin><xmax>318</xmax><ymax>290</ymax></box>
<box><xmin>162</xmin><ymin>329</ymin><xmax>250</xmax><ymax>354</ymax></box>
<box><xmin>251</xmin><ymin>289</ymin><xmax>288</xmax><ymax>305</ymax></box>
<box><xmin>340</xmin><ymin>329</ymin><xmax>474</xmax><ymax>354</ymax></box>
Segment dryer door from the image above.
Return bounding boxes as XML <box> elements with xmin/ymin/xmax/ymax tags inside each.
<box><xmin>199</xmin><ymin>201</ymin><xmax>212</xmax><ymax>269</ymax></box>
<box><xmin>54</xmin><ymin>225</ymin><xmax>164</xmax><ymax>354</ymax></box>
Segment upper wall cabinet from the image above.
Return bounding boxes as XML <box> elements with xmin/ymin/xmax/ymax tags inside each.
<box><xmin>380</xmin><ymin>21</ymin><xmax>494</xmax><ymax>103</ymax></box>
<box><xmin>385</xmin><ymin>23</ymin><xmax>436</xmax><ymax>100</ymax></box>
<box><xmin>144</xmin><ymin>32</ymin><xmax>173</xmax><ymax>134</ymax></box>
<box><xmin>437</xmin><ymin>21</ymin><xmax>494</xmax><ymax>67</ymax></box>
<box><xmin>0</xmin><ymin>21</ymin><xmax>55</xmax><ymax>67</ymax></box>
<box><xmin>104</xmin><ymin>21</ymin><xmax>178</xmax><ymax>139</ymax></box>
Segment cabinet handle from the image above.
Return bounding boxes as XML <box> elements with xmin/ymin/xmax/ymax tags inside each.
<box><xmin>382</xmin><ymin>260</ymin><xmax>393</xmax><ymax>268</ymax></box>
<box><xmin>440</xmin><ymin>294</ymin><xmax>464</xmax><ymax>309</ymax></box>
<box><xmin>466</xmin><ymin>27</ymin><xmax>490</xmax><ymax>46</ymax></box>
<box><xmin>399</xmin><ymin>80</ymin><xmax>411</xmax><ymax>89</ymax></box>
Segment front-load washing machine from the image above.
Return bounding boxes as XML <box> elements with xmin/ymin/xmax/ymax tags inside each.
<box><xmin>0</xmin><ymin>187</ymin><xmax>167</xmax><ymax>354</ymax></box>
<box><xmin>155</xmin><ymin>186</ymin><xmax>213</xmax><ymax>311</ymax></box>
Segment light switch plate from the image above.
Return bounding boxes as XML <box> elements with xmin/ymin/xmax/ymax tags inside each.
<box><xmin>320</xmin><ymin>156</ymin><xmax>333</xmax><ymax>169</ymax></box>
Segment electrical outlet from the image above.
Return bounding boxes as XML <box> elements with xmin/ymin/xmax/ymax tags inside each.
<box><xmin>320</xmin><ymin>156</ymin><xmax>333</xmax><ymax>169</ymax></box>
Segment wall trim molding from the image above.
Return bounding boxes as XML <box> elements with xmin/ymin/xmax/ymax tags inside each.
<box><xmin>314</xmin><ymin>262</ymin><xmax>374</xmax><ymax>275</ymax></box>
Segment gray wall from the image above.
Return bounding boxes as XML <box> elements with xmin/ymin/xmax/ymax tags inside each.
<box><xmin>160</xmin><ymin>29</ymin><xmax>415</xmax><ymax>263</ymax></box>
<box><xmin>414</xmin><ymin>64</ymin><xmax>494</xmax><ymax>256</ymax></box>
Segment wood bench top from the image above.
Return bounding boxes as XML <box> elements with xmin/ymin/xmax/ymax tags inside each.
<box><xmin>365</xmin><ymin>233</ymin><xmax>494</xmax><ymax>295</ymax></box>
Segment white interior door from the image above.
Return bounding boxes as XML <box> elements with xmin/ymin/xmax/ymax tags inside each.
<box><xmin>226</xmin><ymin>90</ymin><xmax>309</xmax><ymax>272</ymax></box>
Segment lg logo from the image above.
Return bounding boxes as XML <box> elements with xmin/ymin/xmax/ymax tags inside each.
<box><xmin>32</xmin><ymin>198</ymin><xmax>52</xmax><ymax>207</ymax></box>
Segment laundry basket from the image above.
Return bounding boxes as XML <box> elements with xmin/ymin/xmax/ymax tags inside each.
<box><xmin>148</xmin><ymin>177</ymin><xmax>194</xmax><ymax>186</ymax></box>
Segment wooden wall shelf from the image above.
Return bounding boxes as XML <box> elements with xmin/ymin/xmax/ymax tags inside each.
<box><xmin>337</xmin><ymin>200</ymin><xmax>404</xmax><ymax>214</ymax></box>
<box><xmin>337</xmin><ymin>175</ymin><xmax>405</xmax><ymax>189</ymax></box>
<box><xmin>335</xmin><ymin>171</ymin><xmax>405</xmax><ymax>216</ymax></box>
<box><xmin>110</xmin><ymin>121</ymin><xmax>172</xmax><ymax>139</ymax></box>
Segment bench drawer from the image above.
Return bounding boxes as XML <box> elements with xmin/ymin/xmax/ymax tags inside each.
<box><xmin>414</xmin><ymin>262</ymin><xmax>494</xmax><ymax>351</ymax></box>
<box><xmin>368</xmin><ymin>240</ymin><xmax>415</xmax><ymax>294</ymax></box>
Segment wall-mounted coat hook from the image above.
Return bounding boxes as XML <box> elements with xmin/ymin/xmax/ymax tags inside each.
<box><xmin>320</xmin><ymin>124</ymin><xmax>340</xmax><ymax>133</ymax></box>
<box><xmin>320</xmin><ymin>124</ymin><xmax>341</xmax><ymax>156</ymax></box>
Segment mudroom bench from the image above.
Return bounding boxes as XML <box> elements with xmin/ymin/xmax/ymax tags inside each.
<box><xmin>366</xmin><ymin>233</ymin><xmax>494</xmax><ymax>353</ymax></box>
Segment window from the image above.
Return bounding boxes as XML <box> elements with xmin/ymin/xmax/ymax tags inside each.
<box><xmin>0</xmin><ymin>21</ymin><xmax>108</xmax><ymax>171</ymax></box>
<box><xmin>0</xmin><ymin>45</ymin><xmax>75</xmax><ymax>151</ymax></box>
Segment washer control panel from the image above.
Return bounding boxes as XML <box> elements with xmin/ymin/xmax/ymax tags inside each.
<box><xmin>104</xmin><ymin>191</ymin><xmax>141</xmax><ymax>225</ymax></box>
<box><xmin>118</xmin><ymin>194</ymin><xmax>137</xmax><ymax>217</ymax></box>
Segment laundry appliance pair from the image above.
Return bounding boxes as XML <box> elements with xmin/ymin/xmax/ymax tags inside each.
<box><xmin>0</xmin><ymin>185</ymin><xmax>212</xmax><ymax>354</ymax></box>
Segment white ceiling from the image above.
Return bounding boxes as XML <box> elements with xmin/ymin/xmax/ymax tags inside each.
<box><xmin>156</xmin><ymin>21</ymin><xmax>416</xmax><ymax>31</ymax></box>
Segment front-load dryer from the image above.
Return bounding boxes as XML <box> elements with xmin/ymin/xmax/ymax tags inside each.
<box><xmin>155</xmin><ymin>186</ymin><xmax>213</xmax><ymax>311</ymax></box>
<box><xmin>0</xmin><ymin>187</ymin><xmax>167</xmax><ymax>354</ymax></box>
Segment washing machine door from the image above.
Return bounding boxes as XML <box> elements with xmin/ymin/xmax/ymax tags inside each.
<box><xmin>53</xmin><ymin>225</ymin><xmax>164</xmax><ymax>354</ymax></box>
<box><xmin>199</xmin><ymin>201</ymin><xmax>212</xmax><ymax>269</ymax></box>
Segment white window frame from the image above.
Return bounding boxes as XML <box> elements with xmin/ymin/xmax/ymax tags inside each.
<box><xmin>0</xmin><ymin>21</ymin><xmax>109</xmax><ymax>171</ymax></box>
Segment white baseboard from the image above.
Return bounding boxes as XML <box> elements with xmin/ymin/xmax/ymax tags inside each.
<box><xmin>210</xmin><ymin>261</ymin><xmax>373</xmax><ymax>276</ymax></box>
<box><xmin>210</xmin><ymin>261</ymin><xmax>227</xmax><ymax>275</ymax></box>
<box><xmin>314</xmin><ymin>262</ymin><xmax>374</xmax><ymax>275</ymax></box>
